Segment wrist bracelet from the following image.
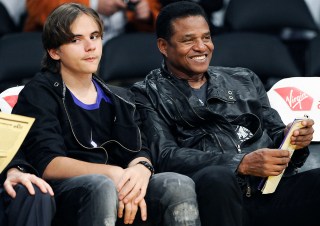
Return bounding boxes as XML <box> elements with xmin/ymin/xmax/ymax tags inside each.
<box><xmin>137</xmin><ymin>161</ymin><xmax>154</xmax><ymax>175</ymax></box>
<box><xmin>16</xmin><ymin>165</ymin><xmax>27</xmax><ymax>173</ymax></box>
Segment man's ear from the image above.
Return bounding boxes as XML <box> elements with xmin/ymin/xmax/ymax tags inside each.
<box><xmin>48</xmin><ymin>48</ymin><xmax>61</xmax><ymax>60</ymax></box>
<box><xmin>157</xmin><ymin>38</ymin><xmax>168</xmax><ymax>57</ymax></box>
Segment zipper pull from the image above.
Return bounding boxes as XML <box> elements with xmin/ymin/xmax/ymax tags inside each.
<box><xmin>246</xmin><ymin>185</ymin><xmax>251</xmax><ymax>197</ymax></box>
<box><xmin>237</xmin><ymin>144</ymin><xmax>241</xmax><ymax>153</ymax></box>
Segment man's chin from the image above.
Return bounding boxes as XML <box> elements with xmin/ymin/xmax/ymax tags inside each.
<box><xmin>190</xmin><ymin>66</ymin><xmax>209</xmax><ymax>75</ymax></box>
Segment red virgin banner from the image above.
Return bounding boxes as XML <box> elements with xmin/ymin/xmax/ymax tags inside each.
<box><xmin>268</xmin><ymin>77</ymin><xmax>320</xmax><ymax>141</ymax></box>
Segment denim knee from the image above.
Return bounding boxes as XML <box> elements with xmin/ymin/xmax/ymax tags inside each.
<box><xmin>156</xmin><ymin>172</ymin><xmax>197</xmax><ymax>203</ymax></box>
<box><xmin>56</xmin><ymin>174</ymin><xmax>118</xmax><ymax>226</ymax></box>
<box><xmin>148</xmin><ymin>172</ymin><xmax>200</xmax><ymax>226</ymax></box>
<box><xmin>79</xmin><ymin>174</ymin><xmax>118</xmax><ymax>210</ymax></box>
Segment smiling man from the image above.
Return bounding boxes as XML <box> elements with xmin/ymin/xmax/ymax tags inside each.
<box><xmin>131</xmin><ymin>1</ymin><xmax>317</xmax><ymax>226</ymax></box>
<box><xmin>132</xmin><ymin>2</ymin><xmax>243</xmax><ymax>225</ymax></box>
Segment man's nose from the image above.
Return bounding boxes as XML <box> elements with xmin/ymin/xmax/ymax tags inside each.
<box><xmin>193</xmin><ymin>40</ymin><xmax>206</xmax><ymax>50</ymax></box>
<box><xmin>85</xmin><ymin>39</ymin><xmax>96</xmax><ymax>51</ymax></box>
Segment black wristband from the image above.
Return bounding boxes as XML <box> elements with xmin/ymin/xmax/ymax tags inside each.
<box><xmin>137</xmin><ymin>161</ymin><xmax>154</xmax><ymax>175</ymax></box>
<box><xmin>16</xmin><ymin>165</ymin><xmax>27</xmax><ymax>173</ymax></box>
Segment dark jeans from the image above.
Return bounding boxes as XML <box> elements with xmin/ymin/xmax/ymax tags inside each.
<box><xmin>0</xmin><ymin>184</ymin><xmax>56</xmax><ymax>226</ymax></box>
<box><xmin>51</xmin><ymin>172</ymin><xmax>201</xmax><ymax>226</ymax></box>
<box><xmin>243</xmin><ymin>168</ymin><xmax>320</xmax><ymax>226</ymax></box>
<box><xmin>190</xmin><ymin>165</ymin><xmax>243</xmax><ymax>226</ymax></box>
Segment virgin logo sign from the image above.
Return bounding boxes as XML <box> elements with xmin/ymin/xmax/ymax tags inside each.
<box><xmin>274</xmin><ymin>87</ymin><xmax>313</xmax><ymax>111</ymax></box>
<box><xmin>3</xmin><ymin>95</ymin><xmax>19</xmax><ymax>108</ymax></box>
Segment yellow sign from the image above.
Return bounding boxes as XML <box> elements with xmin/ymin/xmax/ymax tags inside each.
<box><xmin>0</xmin><ymin>112</ymin><xmax>35</xmax><ymax>173</ymax></box>
<box><xmin>261</xmin><ymin>117</ymin><xmax>307</xmax><ymax>194</ymax></box>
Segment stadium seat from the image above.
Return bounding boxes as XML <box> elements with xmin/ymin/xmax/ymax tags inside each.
<box><xmin>305</xmin><ymin>35</ymin><xmax>320</xmax><ymax>76</ymax></box>
<box><xmin>210</xmin><ymin>32</ymin><xmax>301</xmax><ymax>90</ymax></box>
<box><xmin>224</xmin><ymin>0</ymin><xmax>319</xmax><ymax>36</ymax></box>
<box><xmin>223</xmin><ymin>0</ymin><xmax>319</xmax><ymax>75</ymax></box>
<box><xmin>99</xmin><ymin>32</ymin><xmax>162</xmax><ymax>87</ymax></box>
<box><xmin>0</xmin><ymin>32</ymin><xmax>43</xmax><ymax>93</ymax></box>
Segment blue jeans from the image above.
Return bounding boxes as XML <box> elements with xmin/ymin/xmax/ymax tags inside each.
<box><xmin>51</xmin><ymin>172</ymin><xmax>200</xmax><ymax>226</ymax></box>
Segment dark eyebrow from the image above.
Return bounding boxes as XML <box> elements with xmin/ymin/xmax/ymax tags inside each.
<box><xmin>91</xmin><ymin>31</ymin><xmax>100</xmax><ymax>36</ymax></box>
<box><xmin>72</xmin><ymin>34</ymin><xmax>83</xmax><ymax>38</ymax></box>
<box><xmin>72</xmin><ymin>30</ymin><xmax>100</xmax><ymax>38</ymax></box>
<box><xmin>183</xmin><ymin>34</ymin><xmax>195</xmax><ymax>38</ymax></box>
<box><xmin>183</xmin><ymin>31</ymin><xmax>211</xmax><ymax>38</ymax></box>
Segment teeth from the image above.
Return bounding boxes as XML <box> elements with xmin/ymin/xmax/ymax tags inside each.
<box><xmin>192</xmin><ymin>55</ymin><xmax>206</xmax><ymax>60</ymax></box>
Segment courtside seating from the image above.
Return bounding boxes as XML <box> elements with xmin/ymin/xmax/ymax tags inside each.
<box><xmin>98</xmin><ymin>32</ymin><xmax>162</xmax><ymax>87</ymax></box>
<box><xmin>0</xmin><ymin>32</ymin><xmax>43</xmax><ymax>93</ymax></box>
<box><xmin>305</xmin><ymin>35</ymin><xmax>320</xmax><ymax>76</ymax></box>
<box><xmin>210</xmin><ymin>32</ymin><xmax>301</xmax><ymax>91</ymax></box>
<box><xmin>223</xmin><ymin>0</ymin><xmax>319</xmax><ymax>77</ymax></box>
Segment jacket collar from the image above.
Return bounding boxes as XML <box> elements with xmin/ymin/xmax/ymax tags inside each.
<box><xmin>160</xmin><ymin>62</ymin><xmax>236</xmax><ymax>103</ymax></box>
<box><xmin>40</xmin><ymin>70</ymin><xmax>135</xmax><ymax>107</ymax></box>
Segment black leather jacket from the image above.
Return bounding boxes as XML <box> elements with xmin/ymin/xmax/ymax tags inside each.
<box><xmin>132</xmin><ymin>65</ymin><xmax>309</xmax><ymax>194</ymax></box>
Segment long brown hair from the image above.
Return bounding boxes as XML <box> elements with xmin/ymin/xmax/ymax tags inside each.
<box><xmin>41</xmin><ymin>3</ymin><xmax>104</xmax><ymax>73</ymax></box>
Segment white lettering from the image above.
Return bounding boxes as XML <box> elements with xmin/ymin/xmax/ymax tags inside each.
<box><xmin>285</xmin><ymin>89</ymin><xmax>309</xmax><ymax>110</ymax></box>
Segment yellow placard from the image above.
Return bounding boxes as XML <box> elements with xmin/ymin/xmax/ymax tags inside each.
<box><xmin>261</xmin><ymin>117</ymin><xmax>307</xmax><ymax>194</ymax></box>
<box><xmin>0</xmin><ymin>112</ymin><xmax>35</xmax><ymax>173</ymax></box>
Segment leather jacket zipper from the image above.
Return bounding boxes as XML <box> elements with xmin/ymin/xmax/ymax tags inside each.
<box><xmin>215</xmin><ymin>123</ymin><xmax>242</xmax><ymax>153</ymax></box>
<box><xmin>236</xmin><ymin>144</ymin><xmax>241</xmax><ymax>153</ymax></box>
<box><xmin>246</xmin><ymin>184</ymin><xmax>252</xmax><ymax>197</ymax></box>
<box><xmin>245</xmin><ymin>177</ymin><xmax>252</xmax><ymax>197</ymax></box>
<box><xmin>166</xmin><ymin>75</ymin><xmax>243</xmax><ymax>153</ymax></box>
<box><xmin>168</xmin><ymin>79</ymin><xmax>206</xmax><ymax>126</ymax></box>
